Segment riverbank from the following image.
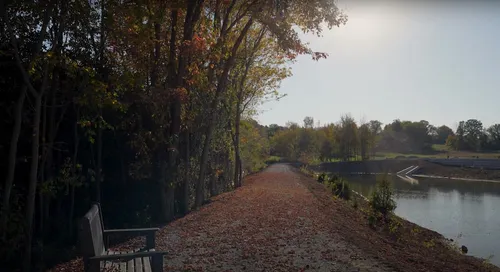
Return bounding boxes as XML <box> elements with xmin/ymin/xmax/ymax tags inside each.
<box><xmin>297</xmin><ymin>165</ymin><xmax>499</xmax><ymax>271</ymax></box>
<box><xmin>316</xmin><ymin>159</ymin><xmax>500</xmax><ymax>181</ymax></box>
<box><xmin>414</xmin><ymin>161</ymin><xmax>500</xmax><ymax>181</ymax></box>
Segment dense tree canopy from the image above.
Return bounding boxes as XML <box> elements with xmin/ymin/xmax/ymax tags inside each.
<box><xmin>0</xmin><ymin>0</ymin><xmax>346</xmax><ymax>270</ymax></box>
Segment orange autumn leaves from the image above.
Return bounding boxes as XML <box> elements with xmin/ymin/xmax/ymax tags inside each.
<box><xmin>182</xmin><ymin>33</ymin><xmax>208</xmax><ymax>55</ymax></box>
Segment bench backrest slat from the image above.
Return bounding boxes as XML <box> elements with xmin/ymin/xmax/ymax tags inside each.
<box><xmin>79</xmin><ymin>204</ymin><xmax>105</xmax><ymax>257</ymax></box>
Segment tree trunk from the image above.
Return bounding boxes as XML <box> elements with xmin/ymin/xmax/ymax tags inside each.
<box><xmin>238</xmin><ymin>156</ymin><xmax>243</xmax><ymax>182</ymax></box>
<box><xmin>151</xmin><ymin>21</ymin><xmax>161</xmax><ymax>88</ymax></box>
<box><xmin>43</xmin><ymin>192</ymin><xmax>50</xmax><ymax>238</ymax></box>
<box><xmin>95</xmin><ymin>121</ymin><xmax>102</xmax><ymax>203</ymax></box>
<box><xmin>157</xmin><ymin>185</ymin><xmax>168</xmax><ymax>219</ymax></box>
<box><xmin>195</xmin><ymin>126</ymin><xmax>212</xmax><ymax>207</ymax></box>
<box><xmin>1</xmin><ymin>86</ymin><xmax>26</xmax><ymax>236</ymax></box>
<box><xmin>1</xmin><ymin>5</ymin><xmax>49</xmax><ymax>237</ymax></box>
<box><xmin>24</xmin><ymin>92</ymin><xmax>43</xmax><ymax>272</ymax></box>
<box><xmin>178</xmin><ymin>130</ymin><xmax>190</xmax><ymax>215</ymax></box>
<box><xmin>147</xmin><ymin>17</ymin><xmax>170</xmax><ymax>222</ymax></box>
<box><xmin>3</xmin><ymin>3</ymin><xmax>51</xmax><ymax>269</ymax></box>
<box><xmin>165</xmin><ymin>184</ymin><xmax>175</xmax><ymax>221</ymax></box>
<box><xmin>157</xmin><ymin>151</ymin><xmax>169</xmax><ymax>222</ymax></box>
<box><xmin>68</xmin><ymin>108</ymin><xmax>80</xmax><ymax>237</ymax></box>
<box><xmin>195</xmin><ymin>18</ymin><xmax>254</xmax><ymax>208</ymax></box>
<box><xmin>68</xmin><ymin>184</ymin><xmax>76</xmax><ymax>237</ymax></box>
<box><xmin>165</xmin><ymin>1</ymin><xmax>202</xmax><ymax>214</ymax></box>
<box><xmin>38</xmin><ymin>94</ymin><xmax>47</xmax><ymax>238</ymax></box>
<box><xmin>224</xmin><ymin>150</ymin><xmax>231</xmax><ymax>192</ymax></box>
<box><xmin>233</xmin><ymin>100</ymin><xmax>242</xmax><ymax>187</ymax></box>
<box><xmin>209</xmin><ymin>161</ymin><xmax>217</xmax><ymax>197</ymax></box>
<box><xmin>94</xmin><ymin>0</ymin><xmax>107</xmax><ymax>205</ymax></box>
<box><xmin>159</xmin><ymin>145</ymin><xmax>175</xmax><ymax>221</ymax></box>
<box><xmin>120</xmin><ymin>154</ymin><xmax>127</xmax><ymax>184</ymax></box>
<box><xmin>41</xmin><ymin>71</ymin><xmax>58</xmax><ymax>239</ymax></box>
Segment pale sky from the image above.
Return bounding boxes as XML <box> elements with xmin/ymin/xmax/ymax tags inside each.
<box><xmin>257</xmin><ymin>0</ymin><xmax>500</xmax><ymax>130</ymax></box>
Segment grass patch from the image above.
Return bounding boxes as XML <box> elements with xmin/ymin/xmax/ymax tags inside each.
<box><xmin>299</xmin><ymin>165</ymin><xmax>320</xmax><ymax>180</ymax></box>
<box><xmin>326</xmin><ymin>177</ymin><xmax>351</xmax><ymax>200</ymax></box>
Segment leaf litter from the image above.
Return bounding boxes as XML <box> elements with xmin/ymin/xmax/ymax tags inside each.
<box><xmin>51</xmin><ymin>164</ymin><xmax>499</xmax><ymax>272</ymax></box>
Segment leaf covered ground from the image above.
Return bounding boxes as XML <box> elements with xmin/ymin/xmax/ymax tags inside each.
<box><xmin>52</xmin><ymin>164</ymin><xmax>499</xmax><ymax>272</ymax></box>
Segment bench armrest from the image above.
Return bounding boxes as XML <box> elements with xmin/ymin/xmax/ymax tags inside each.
<box><xmin>89</xmin><ymin>250</ymin><xmax>167</xmax><ymax>262</ymax></box>
<box><xmin>103</xmin><ymin>228</ymin><xmax>159</xmax><ymax>249</ymax></box>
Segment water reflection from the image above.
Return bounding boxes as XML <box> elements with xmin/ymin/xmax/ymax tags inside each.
<box><xmin>344</xmin><ymin>174</ymin><xmax>500</xmax><ymax>267</ymax></box>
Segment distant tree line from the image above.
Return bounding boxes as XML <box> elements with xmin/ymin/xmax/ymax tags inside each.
<box><xmin>446</xmin><ymin>120</ymin><xmax>500</xmax><ymax>151</ymax></box>
<box><xmin>268</xmin><ymin>116</ymin><xmax>500</xmax><ymax>163</ymax></box>
<box><xmin>269</xmin><ymin>115</ymin><xmax>381</xmax><ymax>163</ymax></box>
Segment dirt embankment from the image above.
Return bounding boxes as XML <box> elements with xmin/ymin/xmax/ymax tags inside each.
<box><xmin>317</xmin><ymin>160</ymin><xmax>500</xmax><ymax>180</ymax></box>
<box><xmin>316</xmin><ymin>160</ymin><xmax>417</xmax><ymax>174</ymax></box>
<box><xmin>297</xmin><ymin>166</ymin><xmax>499</xmax><ymax>272</ymax></box>
<box><xmin>51</xmin><ymin>164</ymin><xmax>499</xmax><ymax>272</ymax></box>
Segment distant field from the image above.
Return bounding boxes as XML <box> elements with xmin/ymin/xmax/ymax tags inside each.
<box><xmin>374</xmin><ymin>144</ymin><xmax>500</xmax><ymax>160</ymax></box>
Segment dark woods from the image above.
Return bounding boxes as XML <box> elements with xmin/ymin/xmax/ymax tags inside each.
<box><xmin>0</xmin><ymin>0</ymin><xmax>346</xmax><ymax>271</ymax></box>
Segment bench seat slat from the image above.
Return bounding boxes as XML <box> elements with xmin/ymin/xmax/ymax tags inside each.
<box><xmin>135</xmin><ymin>253</ymin><xmax>143</xmax><ymax>272</ymax></box>
<box><xmin>119</xmin><ymin>261</ymin><xmax>127</xmax><ymax>271</ymax></box>
<box><xmin>143</xmin><ymin>255</ymin><xmax>152</xmax><ymax>272</ymax></box>
<box><xmin>90</xmin><ymin>248</ymin><xmax>160</xmax><ymax>271</ymax></box>
<box><xmin>102</xmin><ymin>250</ymin><xmax>116</xmax><ymax>269</ymax></box>
<box><xmin>127</xmin><ymin>258</ymin><xmax>135</xmax><ymax>272</ymax></box>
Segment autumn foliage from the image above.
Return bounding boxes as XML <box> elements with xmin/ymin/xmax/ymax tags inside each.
<box><xmin>0</xmin><ymin>0</ymin><xmax>347</xmax><ymax>270</ymax></box>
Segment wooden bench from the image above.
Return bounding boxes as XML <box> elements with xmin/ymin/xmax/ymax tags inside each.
<box><xmin>78</xmin><ymin>203</ymin><xmax>167</xmax><ymax>272</ymax></box>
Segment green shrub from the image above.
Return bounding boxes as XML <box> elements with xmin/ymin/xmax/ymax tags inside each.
<box><xmin>300</xmin><ymin>165</ymin><xmax>312</xmax><ymax>176</ymax></box>
<box><xmin>352</xmin><ymin>196</ymin><xmax>359</xmax><ymax>209</ymax></box>
<box><xmin>317</xmin><ymin>173</ymin><xmax>327</xmax><ymax>183</ymax></box>
<box><xmin>370</xmin><ymin>174</ymin><xmax>396</xmax><ymax>222</ymax></box>
<box><xmin>423</xmin><ymin>239</ymin><xmax>436</xmax><ymax>248</ymax></box>
<box><xmin>388</xmin><ymin>217</ymin><xmax>402</xmax><ymax>235</ymax></box>
<box><xmin>326</xmin><ymin>176</ymin><xmax>351</xmax><ymax>200</ymax></box>
<box><xmin>368</xmin><ymin>211</ymin><xmax>381</xmax><ymax>228</ymax></box>
<box><xmin>329</xmin><ymin>173</ymin><xmax>339</xmax><ymax>182</ymax></box>
<box><xmin>388</xmin><ymin>217</ymin><xmax>403</xmax><ymax>241</ymax></box>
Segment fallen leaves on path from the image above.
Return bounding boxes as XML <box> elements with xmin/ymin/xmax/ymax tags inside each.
<box><xmin>51</xmin><ymin>164</ymin><xmax>498</xmax><ymax>272</ymax></box>
<box><xmin>153</xmin><ymin>164</ymin><xmax>388</xmax><ymax>271</ymax></box>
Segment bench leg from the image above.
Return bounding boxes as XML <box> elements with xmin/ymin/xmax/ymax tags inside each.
<box><xmin>83</xmin><ymin>258</ymin><xmax>89</xmax><ymax>272</ymax></box>
<box><xmin>87</xmin><ymin>259</ymin><xmax>100</xmax><ymax>272</ymax></box>
<box><xmin>152</xmin><ymin>255</ymin><xmax>163</xmax><ymax>272</ymax></box>
<box><xmin>146</xmin><ymin>232</ymin><xmax>156</xmax><ymax>249</ymax></box>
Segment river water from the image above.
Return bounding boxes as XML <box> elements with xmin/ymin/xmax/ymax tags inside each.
<box><xmin>345</xmin><ymin>174</ymin><xmax>500</xmax><ymax>266</ymax></box>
